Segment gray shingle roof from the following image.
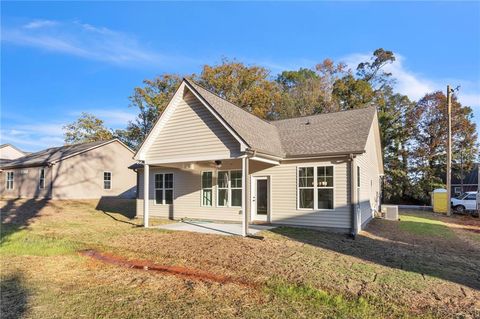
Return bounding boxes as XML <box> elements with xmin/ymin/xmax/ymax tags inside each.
<box><xmin>186</xmin><ymin>79</ymin><xmax>376</xmax><ymax>158</ymax></box>
<box><xmin>186</xmin><ymin>79</ymin><xmax>285</xmax><ymax>157</ymax></box>
<box><xmin>271</xmin><ymin>107</ymin><xmax>376</xmax><ymax>157</ymax></box>
<box><xmin>0</xmin><ymin>139</ymin><xmax>121</xmax><ymax>169</ymax></box>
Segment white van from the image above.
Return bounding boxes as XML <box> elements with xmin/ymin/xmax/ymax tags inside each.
<box><xmin>451</xmin><ymin>191</ymin><xmax>478</xmax><ymax>214</ymax></box>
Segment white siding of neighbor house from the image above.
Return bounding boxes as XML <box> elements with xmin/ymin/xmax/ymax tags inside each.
<box><xmin>355</xmin><ymin>117</ymin><xmax>382</xmax><ymax>229</ymax></box>
<box><xmin>136</xmin><ymin>157</ymin><xmax>352</xmax><ymax>230</ymax></box>
<box><xmin>0</xmin><ymin>145</ymin><xmax>25</xmax><ymax>160</ymax></box>
<box><xmin>145</xmin><ymin>90</ymin><xmax>241</xmax><ymax>163</ymax></box>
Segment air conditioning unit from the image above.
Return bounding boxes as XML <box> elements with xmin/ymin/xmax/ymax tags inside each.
<box><xmin>383</xmin><ymin>205</ymin><xmax>399</xmax><ymax>221</ymax></box>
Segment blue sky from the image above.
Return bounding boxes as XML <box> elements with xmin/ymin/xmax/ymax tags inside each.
<box><xmin>2</xmin><ymin>1</ymin><xmax>480</xmax><ymax>151</ymax></box>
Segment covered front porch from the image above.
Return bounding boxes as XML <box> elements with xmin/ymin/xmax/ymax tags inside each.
<box><xmin>140</xmin><ymin>154</ymin><xmax>279</xmax><ymax>236</ymax></box>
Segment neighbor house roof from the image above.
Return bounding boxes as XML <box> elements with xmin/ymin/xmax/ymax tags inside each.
<box><xmin>0</xmin><ymin>143</ymin><xmax>28</xmax><ymax>158</ymax></box>
<box><xmin>185</xmin><ymin>79</ymin><xmax>377</xmax><ymax>158</ymax></box>
<box><xmin>0</xmin><ymin>139</ymin><xmax>133</xmax><ymax>169</ymax></box>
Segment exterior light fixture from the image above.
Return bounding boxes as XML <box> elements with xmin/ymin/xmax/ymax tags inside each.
<box><xmin>215</xmin><ymin>160</ymin><xmax>222</xmax><ymax>168</ymax></box>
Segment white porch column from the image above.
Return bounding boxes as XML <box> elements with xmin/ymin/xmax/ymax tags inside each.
<box><xmin>143</xmin><ymin>163</ymin><xmax>150</xmax><ymax>228</ymax></box>
<box><xmin>241</xmin><ymin>156</ymin><xmax>249</xmax><ymax>237</ymax></box>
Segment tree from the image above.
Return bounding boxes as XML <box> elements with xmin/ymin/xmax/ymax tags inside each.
<box><xmin>412</xmin><ymin>91</ymin><xmax>478</xmax><ymax>203</ymax></box>
<box><xmin>275</xmin><ymin>59</ymin><xmax>347</xmax><ymax>118</ymax></box>
<box><xmin>122</xmin><ymin>74</ymin><xmax>182</xmax><ymax>149</ymax></box>
<box><xmin>195</xmin><ymin>59</ymin><xmax>281</xmax><ymax>119</ymax></box>
<box><xmin>63</xmin><ymin>112</ymin><xmax>113</xmax><ymax>145</ymax></box>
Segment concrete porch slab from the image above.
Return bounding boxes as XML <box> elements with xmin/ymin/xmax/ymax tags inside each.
<box><xmin>154</xmin><ymin>220</ymin><xmax>275</xmax><ymax>236</ymax></box>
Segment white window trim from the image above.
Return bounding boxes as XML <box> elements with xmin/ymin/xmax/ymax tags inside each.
<box><xmin>216</xmin><ymin>170</ymin><xmax>242</xmax><ymax>208</ymax></box>
<box><xmin>6</xmin><ymin>171</ymin><xmax>14</xmax><ymax>190</ymax></box>
<box><xmin>154</xmin><ymin>172</ymin><xmax>174</xmax><ymax>205</ymax></box>
<box><xmin>103</xmin><ymin>171</ymin><xmax>112</xmax><ymax>190</ymax></box>
<box><xmin>39</xmin><ymin>168</ymin><xmax>46</xmax><ymax>189</ymax></box>
<box><xmin>297</xmin><ymin>165</ymin><xmax>335</xmax><ymax>211</ymax></box>
<box><xmin>200</xmin><ymin>171</ymin><xmax>213</xmax><ymax>207</ymax></box>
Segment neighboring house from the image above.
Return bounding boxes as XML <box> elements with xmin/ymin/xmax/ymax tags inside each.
<box><xmin>133</xmin><ymin>79</ymin><xmax>384</xmax><ymax>235</ymax></box>
<box><xmin>0</xmin><ymin>144</ymin><xmax>27</xmax><ymax>160</ymax></box>
<box><xmin>0</xmin><ymin>139</ymin><xmax>136</xmax><ymax>199</ymax></box>
<box><xmin>451</xmin><ymin>163</ymin><xmax>478</xmax><ymax>196</ymax></box>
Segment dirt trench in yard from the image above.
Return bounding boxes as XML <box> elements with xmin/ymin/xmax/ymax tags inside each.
<box><xmin>79</xmin><ymin>249</ymin><xmax>257</xmax><ymax>288</ymax></box>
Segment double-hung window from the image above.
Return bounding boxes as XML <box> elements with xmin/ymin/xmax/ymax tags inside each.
<box><xmin>230</xmin><ymin>171</ymin><xmax>242</xmax><ymax>207</ymax></box>
<box><xmin>201</xmin><ymin>172</ymin><xmax>213</xmax><ymax>206</ymax></box>
<box><xmin>39</xmin><ymin>168</ymin><xmax>46</xmax><ymax>189</ymax></box>
<box><xmin>6</xmin><ymin>172</ymin><xmax>14</xmax><ymax>190</ymax></box>
<box><xmin>298</xmin><ymin>167</ymin><xmax>314</xmax><ymax>209</ymax></box>
<box><xmin>103</xmin><ymin>172</ymin><xmax>112</xmax><ymax>190</ymax></box>
<box><xmin>217</xmin><ymin>171</ymin><xmax>229</xmax><ymax>207</ymax></box>
<box><xmin>217</xmin><ymin>170</ymin><xmax>242</xmax><ymax>207</ymax></box>
<box><xmin>298</xmin><ymin>166</ymin><xmax>334</xmax><ymax>210</ymax></box>
<box><xmin>317</xmin><ymin>166</ymin><xmax>334</xmax><ymax>209</ymax></box>
<box><xmin>155</xmin><ymin>173</ymin><xmax>174</xmax><ymax>205</ymax></box>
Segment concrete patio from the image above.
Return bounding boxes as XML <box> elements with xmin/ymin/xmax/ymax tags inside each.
<box><xmin>155</xmin><ymin>220</ymin><xmax>275</xmax><ymax>236</ymax></box>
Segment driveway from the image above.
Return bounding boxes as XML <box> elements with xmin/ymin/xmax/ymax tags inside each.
<box><xmin>155</xmin><ymin>220</ymin><xmax>275</xmax><ymax>236</ymax></box>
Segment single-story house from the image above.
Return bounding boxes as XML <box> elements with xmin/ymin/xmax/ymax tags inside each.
<box><xmin>0</xmin><ymin>144</ymin><xmax>27</xmax><ymax>160</ymax></box>
<box><xmin>133</xmin><ymin>79</ymin><xmax>384</xmax><ymax>235</ymax></box>
<box><xmin>0</xmin><ymin>139</ymin><xmax>137</xmax><ymax>199</ymax></box>
<box><xmin>451</xmin><ymin>163</ymin><xmax>478</xmax><ymax>196</ymax></box>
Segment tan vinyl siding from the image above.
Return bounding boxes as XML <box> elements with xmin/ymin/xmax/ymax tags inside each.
<box><xmin>355</xmin><ymin>120</ymin><xmax>382</xmax><ymax>229</ymax></box>
<box><xmin>0</xmin><ymin>166</ymin><xmax>52</xmax><ymax>198</ymax></box>
<box><xmin>251</xmin><ymin>159</ymin><xmax>351</xmax><ymax>229</ymax></box>
<box><xmin>52</xmin><ymin>141</ymin><xmax>136</xmax><ymax>199</ymax></box>
<box><xmin>137</xmin><ymin>158</ymin><xmax>351</xmax><ymax>230</ymax></box>
<box><xmin>137</xmin><ymin>161</ymin><xmax>245</xmax><ymax>221</ymax></box>
<box><xmin>146</xmin><ymin>91</ymin><xmax>241</xmax><ymax>163</ymax></box>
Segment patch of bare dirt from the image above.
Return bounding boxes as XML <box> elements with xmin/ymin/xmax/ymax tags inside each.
<box><xmin>79</xmin><ymin>249</ymin><xmax>256</xmax><ymax>288</ymax></box>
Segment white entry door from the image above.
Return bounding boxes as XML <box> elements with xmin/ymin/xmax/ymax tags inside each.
<box><xmin>251</xmin><ymin>176</ymin><xmax>269</xmax><ymax>222</ymax></box>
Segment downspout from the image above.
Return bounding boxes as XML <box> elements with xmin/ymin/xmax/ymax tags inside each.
<box><xmin>349</xmin><ymin>154</ymin><xmax>357</xmax><ymax>239</ymax></box>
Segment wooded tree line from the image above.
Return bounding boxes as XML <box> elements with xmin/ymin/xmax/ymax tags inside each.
<box><xmin>64</xmin><ymin>48</ymin><xmax>478</xmax><ymax>204</ymax></box>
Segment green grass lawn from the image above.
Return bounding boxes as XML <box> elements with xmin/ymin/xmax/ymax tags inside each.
<box><xmin>399</xmin><ymin>215</ymin><xmax>455</xmax><ymax>238</ymax></box>
<box><xmin>1</xmin><ymin>199</ymin><xmax>479</xmax><ymax>319</ymax></box>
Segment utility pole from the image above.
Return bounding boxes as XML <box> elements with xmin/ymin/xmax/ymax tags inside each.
<box><xmin>446</xmin><ymin>85</ymin><xmax>453</xmax><ymax>216</ymax></box>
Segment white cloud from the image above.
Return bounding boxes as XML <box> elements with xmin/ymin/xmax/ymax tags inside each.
<box><xmin>2</xmin><ymin>19</ymin><xmax>199</xmax><ymax>68</ymax></box>
<box><xmin>23</xmin><ymin>19</ymin><xmax>58</xmax><ymax>29</ymax></box>
<box><xmin>340</xmin><ymin>52</ymin><xmax>480</xmax><ymax>108</ymax></box>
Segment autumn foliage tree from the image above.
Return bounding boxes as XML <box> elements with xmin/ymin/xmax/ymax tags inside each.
<box><xmin>63</xmin><ymin>112</ymin><xmax>113</xmax><ymax>145</ymax></box>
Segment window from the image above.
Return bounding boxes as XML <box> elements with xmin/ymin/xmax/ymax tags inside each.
<box><xmin>230</xmin><ymin>171</ymin><xmax>242</xmax><ymax>207</ymax></box>
<box><xmin>298</xmin><ymin>167</ymin><xmax>314</xmax><ymax>208</ymax></box>
<box><xmin>39</xmin><ymin>168</ymin><xmax>45</xmax><ymax>189</ymax></box>
<box><xmin>357</xmin><ymin>166</ymin><xmax>360</xmax><ymax>188</ymax></box>
<box><xmin>103</xmin><ymin>172</ymin><xmax>112</xmax><ymax>190</ymax></box>
<box><xmin>317</xmin><ymin>166</ymin><xmax>334</xmax><ymax>209</ymax></box>
<box><xmin>155</xmin><ymin>173</ymin><xmax>174</xmax><ymax>205</ymax></box>
<box><xmin>217</xmin><ymin>171</ymin><xmax>229</xmax><ymax>207</ymax></box>
<box><xmin>465</xmin><ymin>194</ymin><xmax>477</xmax><ymax>200</ymax></box>
<box><xmin>217</xmin><ymin>170</ymin><xmax>242</xmax><ymax>207</ymax></box>
<box><xmin>201</xmin><ymin>172</ymin><xmax>213</xmax><ymax>206</ymax></box>
<box><xmin>298</xmin><ymin>166</ymin><xmax>334</xmax><ymax>210</ymax></box>
<box><xmin>6</xmin><ymin>172</ymin><xmax>14</xmax><ymax>190</ymax></box>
